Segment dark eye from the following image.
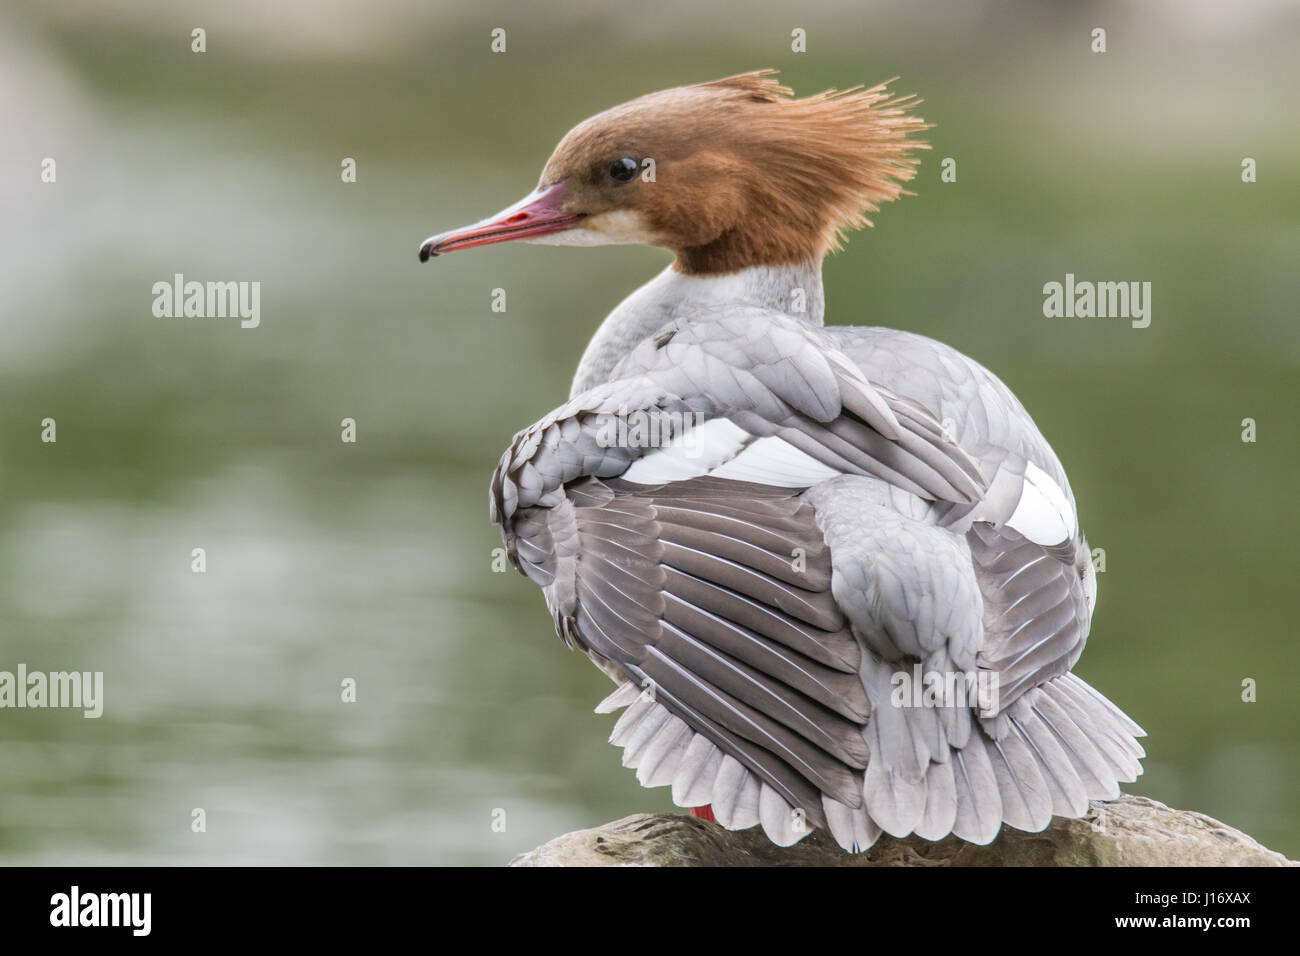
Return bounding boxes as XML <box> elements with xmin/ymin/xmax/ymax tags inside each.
<box><xmin>609</xmin><ymin>157</ymin><xmax>639</xmax><ymax>182</ymax></box>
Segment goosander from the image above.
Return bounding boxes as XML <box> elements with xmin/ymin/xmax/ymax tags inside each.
<box><xmin>419</xmin><ymin>71</ymin><xmax>1144</xmax><ymax>851</ymax></box>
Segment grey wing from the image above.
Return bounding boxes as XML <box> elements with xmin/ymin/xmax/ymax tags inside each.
<box><xmin>512</xmin><ymin>474</ymin><xmax>872</xmax><ymax>841</ymax></box>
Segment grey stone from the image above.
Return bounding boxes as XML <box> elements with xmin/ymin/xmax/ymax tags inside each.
<box><xmin>509</xmin><ymin>796</ymin><xmax>1295</xmax><ymax>867</ymax></box>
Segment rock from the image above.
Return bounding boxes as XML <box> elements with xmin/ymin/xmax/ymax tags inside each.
<box><xmin>509</xmin><ymin>795</ymin><xmax>1294</xmax><ymax>867</ymax></box>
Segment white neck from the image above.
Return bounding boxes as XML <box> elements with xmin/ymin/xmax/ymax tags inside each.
<box><xmin>570</xmin><ymin>261</ymin><xmax>825</xmax><ymax>397</ymax></box>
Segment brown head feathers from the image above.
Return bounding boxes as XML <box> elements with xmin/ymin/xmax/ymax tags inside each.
<box><xmin>539</xmin><ymin>70</ymin><xmax>929</xmax><ymax>275</ymax></box>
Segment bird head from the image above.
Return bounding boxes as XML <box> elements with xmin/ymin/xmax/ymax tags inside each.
<box><xmin>419</xmin><ymin>70</ymin><xmax>927</xmax><ymax>275</ymax></box>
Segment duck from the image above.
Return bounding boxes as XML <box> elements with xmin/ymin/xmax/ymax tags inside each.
<box><xmin>418</xmin><ymin>70</ymin><xmax>1145</xmax><ymax>851</ymax></box>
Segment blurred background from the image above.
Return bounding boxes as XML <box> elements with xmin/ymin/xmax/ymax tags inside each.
<box><xmin>1</xmin><ymin>0</ymin><xmax>1297</xmax><ymax>864</ymax></box>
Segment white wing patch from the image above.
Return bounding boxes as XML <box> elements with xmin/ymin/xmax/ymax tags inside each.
<box><xmin>1006</xmin><ymin>461</ymin><xmax>1077</xmax><ymax>546</ymax></box>
<box><xmin>621</xmin><ymin>419</ymin><xmax>841</xmax><ymax>488</ymax></box>
<box><xmin>709</xmin><ymin>437</ymin><xmax>841</xmax><ymax>486</ymax></box>
<box><xmin>621</xmin><ymin>418</ymin><xmax>749</xmax><ymax>483</ymax></box>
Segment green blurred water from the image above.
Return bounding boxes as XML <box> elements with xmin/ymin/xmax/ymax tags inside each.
<box><xmin>1</xmin><ymin>1</ymin><xmax>1297</xmax><ymax>864</ymax></box>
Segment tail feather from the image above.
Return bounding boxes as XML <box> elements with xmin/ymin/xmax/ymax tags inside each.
<box><xmin>598</xmin><ymin>673</ymin><xmax>1144</xmax><ymax>853</ymax></box>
